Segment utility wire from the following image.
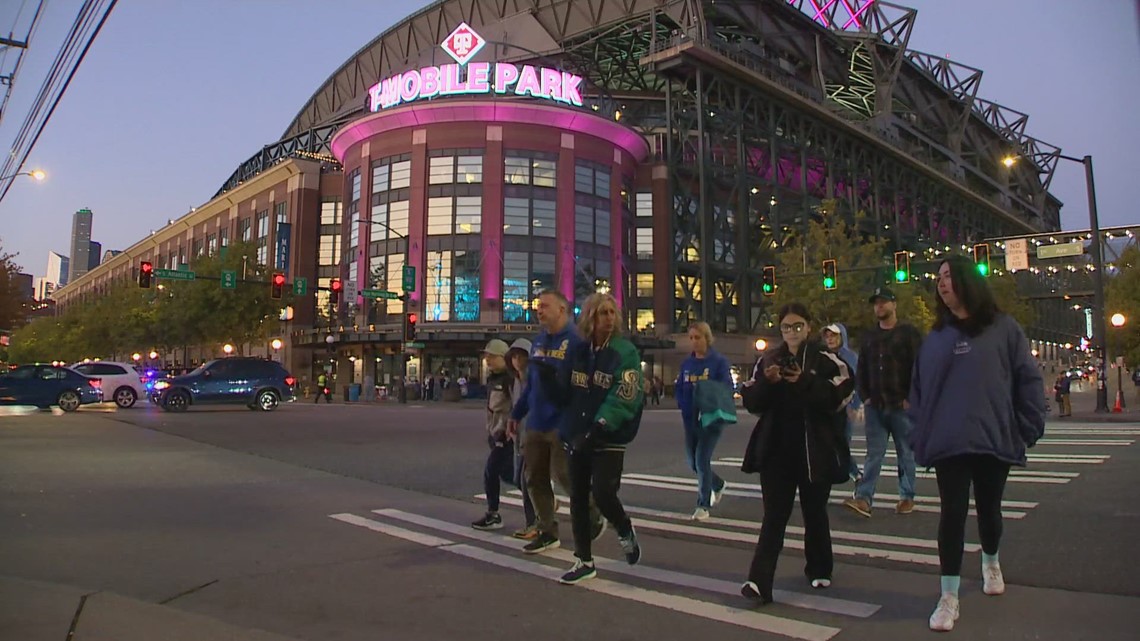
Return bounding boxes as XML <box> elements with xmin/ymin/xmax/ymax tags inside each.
<box><xmin>0</xmin><ymin>0</ymin><xmax>47</xmax><ymax>128</ymax></box>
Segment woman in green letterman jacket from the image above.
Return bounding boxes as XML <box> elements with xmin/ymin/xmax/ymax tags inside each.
<box><xmin>537</xmin><ymin>292</ymin><xmax>645</xmax><ymax>585</ymax></box>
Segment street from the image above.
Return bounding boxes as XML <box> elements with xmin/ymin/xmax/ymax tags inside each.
<box><xmin>2</xmin><ymin>399</ymin><xmax>1139</xmax><ymax>640</ymax></box>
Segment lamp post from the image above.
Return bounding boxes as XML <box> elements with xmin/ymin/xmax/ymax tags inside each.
<box><xmin>0</xmin><ymin>169</ymin><xmax>46</xmax><ymax>181</ymax></box>
<box><xmin>270</xmin><ymin>338</ymin><xmax>283</xmax><ymax>362</ymax></box>
<box><xmin>1111</xmin><ymin>313</ymin><xmax>1127</xmax><ymax>410</ymax></box>
<box><xmin>223</xmin><ymin>343</ymin><xmax>234</xmax><ymax>356</ymax></box>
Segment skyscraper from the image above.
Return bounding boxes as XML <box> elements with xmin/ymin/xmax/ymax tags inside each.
<box><xmin>45</xmin><ymin>251</ymin><xmax>69</xmax><ymax>286</ymax></box>
<box><xmin>88</xmin><ymin>241</ymin><xmax>102</xmax><ymax>271</ymax></box>
<box><xmin>33</xmin><ymin>277</ymin><xmax>56</xmax><ymax>301</ymax></box>
<box><xmin>69</xmin><ymin>208</ymin><xmax>93</xmax><ymax>283</ymax></box>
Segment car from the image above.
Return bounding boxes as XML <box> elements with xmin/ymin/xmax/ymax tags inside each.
<box><xmin>150</xmin><ymin>357</ymin><xmax>296</xmax><ymax>412</ymax></box>
<box><xmin>0</xmin><ymin>364</ymin><xmax>104</xmax><ymax>411</ymax></box>
<box><xmin>71</xmin><ymin>361</ymin><xmax>148</xmax><ymax>409</ymax></box>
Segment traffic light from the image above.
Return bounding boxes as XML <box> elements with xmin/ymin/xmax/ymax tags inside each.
<box><xmin>404</xmin><ymin>312</ymin><xmax>418</xmax><ymax>342</ymax></box>
<box><xmin>973</xmin><ymin>243</ymin><xmax>991</xmax><ymax>276</ymax></box>
<box><xmin>761</xmin><ymin>265</ymin><xmax>776</xmax><ymax>296</ymax></box>
<box><xmin>329</xmin><ymin>278</ymin><xmax>342</xmax><ymax>305</ymax></box>
<box><xmin>822</xmin><ymin>259</ymin><xmax>838</xmax><ymax>291</ymax></box>
<box><xmin>138</xmin><ymin>261</ymin><xmax>153</xmax><ymax>288</ymax></box>
<box><xmin>894</xmin><ymin>251</ymin><xmax>911</xmax><ymax>284</ymax></box>
<box><xmin>271</xmin><ymin>273</ymin><xmax>286</xmax><ymax>299</ymax></box>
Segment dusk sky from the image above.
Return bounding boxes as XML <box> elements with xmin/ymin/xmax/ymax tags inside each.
<box><xmin>1</xmin><ymin>0</ymin><xmax>1137</xmax><ymax>280</ymax></box>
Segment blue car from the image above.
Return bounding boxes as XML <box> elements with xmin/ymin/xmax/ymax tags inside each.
<box><xmin>150</xmin><ymin>357</ymin><xmax>296</xmax><ymax>412</ymax></box>
<box><xmin>0</xmin><ymin>364</ymin><xmax>104</xmax><ymax>411</ymax></box>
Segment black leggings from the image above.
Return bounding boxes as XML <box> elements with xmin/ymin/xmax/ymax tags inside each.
<box><xmin>747</xmin><ymin>468</ymin><xmax>833</xmax><ymax>597</ymax></box>
<box><xmin>933</xmin><ymin>454</ymin><xmax>1011</xmax><ymax>576</ymax></box>
<box><xmin>568</xmin><ymin>448</ymin><xmax>632</xmax><ymax>562</ymax></box>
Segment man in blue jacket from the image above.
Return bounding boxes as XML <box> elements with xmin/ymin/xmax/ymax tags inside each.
<box><xmin>508</xmin><ymin>290</ymin><xmax>602</xmax><ymax>554</ymax></box>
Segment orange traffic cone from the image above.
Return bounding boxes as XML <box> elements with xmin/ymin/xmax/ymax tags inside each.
<box><xmin>1113</xmin><ymin>390</ymin><xmax>1123</xmax><ymax>413</ymax></box>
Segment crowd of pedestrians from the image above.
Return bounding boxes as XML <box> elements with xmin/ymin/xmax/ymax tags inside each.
<box><xmin>464</xmin><ymin>256</ymin><xmax>1046</xmax><ymax>632</ymax></box>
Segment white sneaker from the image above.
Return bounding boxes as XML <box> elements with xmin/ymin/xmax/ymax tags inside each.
<box><xmin>691</xmin><ymin>507</ymin><xmax>710</xmax><ymax>521</ymax></box>
<box><xmin>711</xmin><ymin>483</ymin><xmax>727</xmax><ymax>507</ymax></box>
<box><xmin>983</xmin><ymin>562</ymin><xmax>1005</xmax><ymax>595</ymax></box>
<box><xmin>929</xmin><ymin>594</ymin><xmax>959</xmax><ymax>632</ymax></box>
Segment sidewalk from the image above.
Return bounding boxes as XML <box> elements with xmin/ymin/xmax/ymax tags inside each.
<box><xmin>1054</xmin><ymin>386</ymin><xmax>1140</xmax><ymax>424</ymax></box>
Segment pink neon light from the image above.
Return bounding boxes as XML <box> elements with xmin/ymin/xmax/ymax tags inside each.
<box><xmin>330</xmin><ymin>101</ymin><xmax>650</xmax><ymax>163</ymax></box>
<box><xmin>841</xmin><ymin>0</ymin><xmax>872</xmax><ymax>30</ymax></box>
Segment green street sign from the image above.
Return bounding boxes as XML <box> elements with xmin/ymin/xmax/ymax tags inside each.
<box><xmin>1037</xmin><ymin>243</ymin><xmax>1084</xmax><ymax>259</ymax></box>
<box><xmin>220</xmin><ymin>270</ymin><xmax>237</xmax><ymax>290</ymax></box>
<box><xmin>154</xmin><ymin>269</ymin><xmax>196</xmax><ymax>281</ymax></box>
<box><xmin>293</xmin><ymin>277</ymin><xmax>308</xmax><ymax>296</ymax></box>
<box><xmin>362</xmin><ymin>289</ymin><xmax>400</xmax><ymax>300</ymax></box>
<box><xmin>404</xmin><ymin>341</ymin><xmax>426</xmax><ymax>349</ymax></box>
<box><xmin>402</xmin><ymin>265</ymin><xmax>416</xmax><ymax>292</ymax></box>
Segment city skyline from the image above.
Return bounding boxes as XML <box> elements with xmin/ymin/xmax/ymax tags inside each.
<box><xmin>0</xmin><ymin>0</ymin><xmax>1137</xmax><ymax>280</ymax></box>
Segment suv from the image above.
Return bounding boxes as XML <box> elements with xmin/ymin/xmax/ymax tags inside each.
<box><xmin>71</xmin><ymin>361</ymin><xmax>147</xmax><ymax>408</ymax></box>
<box><xmin>150</xmin><ymin>357</ymin><xmax>296</xmax><ymax>412</ymax></box>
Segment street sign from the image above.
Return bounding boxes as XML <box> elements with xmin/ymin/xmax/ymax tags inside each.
<box><xmin>1037</xmin><ymin>242</ymin><xmax>1084</xmax><ymax>259</ymax></box>
<box><xmin>404</xmin><ymin>341</ymin><xmax>426</xmax><ymax>349</ymax></box>
<box><xmin>220</xmin><ymin>270</ymin><xmax>237</xmax><ymax>289</ymax></box>
<box><xmin>154</xmin><ymin>269</ymin><xmax>196</xmax><ymax>281</ymax></box>
<box><xmin>402</xmin><ymin>265</ymin><xmax>416</xmax><ymax>292</ymax></box>
<box><xmin>362</xmin><ymin>289</ymin><xmax>400</xmax><ymax>300</ymax></box>
<box><xmin>1004</xmin><ymin>238</ymin><xmax>1029</xmax><ymax>271</ymax></box>
<box><xmin>293</xmin><ymin>277</ymin><xmax>308</xmax><ymax>296</ymax></box>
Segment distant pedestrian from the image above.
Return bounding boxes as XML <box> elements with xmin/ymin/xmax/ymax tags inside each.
<box><xmin>506</xmin><ymin>338</ymin><xmax>538</xmax><ymax>540</ymax></box>
<box><xmin>675</xmin><ymin>321</ymin><xmax>734</xmax><ymax>521</ymax></box>
<box><xmin>471</xmin><ymin>340</ymin><xmax>518</xmax><ymax>531</ymax></box>
<box><xmin>740</xmin><ymin>302</ymin><xmax>854</xmax><ymax>604</ymax></box>
<box><xmin>315</xmin><ymin>372</ymin><xmax>332</xmax><ymax>403</ymax></box>
<box><xmin>843</xmin><ymin>287</ymin><xmax>923</xmax><ymax>518</ymax></box>
<box><xmin>908</xmin><ymin>256</ymin><xmax>1045</xmax><ymax>632</ymax></box>
<box><xmin>1053</xmin><ymin>373</ymin><xmax>1072</xmax><ymax>417</ymax></box>
<box><xmin>822</xmin><ymin>323</ymin><xmax>863</xmax><ymax>482</ymax></box>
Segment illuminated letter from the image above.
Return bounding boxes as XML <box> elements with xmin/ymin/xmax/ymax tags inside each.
<box><xmin>440</xmin><ymin>64</ymin><xmax>462</xmax><ymax>94</ymax></box>
<box><xmin>494</xmin><ymin>63</ymin><xmax>519</xmax><ymax>93</ymax></box>
<box><xmin>515</xmin><ymin>64</ymin><xmax>542</xmax><ymax>98</ymax></box>
<box><xmin>468</xmin><ymin>61</ymin><xmax>491</xmax><ymax>93</ymax></box>
<box><xmin>561</xmin><ymin>72</ymin><xmax>584</xmax><ymax>107</ymax></box>
<box><xmin>381</xmin><ymin>74</ymin><xmax>404</xmax><ymax>108</ymax></box>
<box><xmin>420</xmin><ymin>66</ymin><xmax>440</xmax><ymax>99</ymax></box>
<box><xmin>400</xmin><ymin>70</ymin><xmax>422</xmax><ymax>103</ymax></box>
<box><xmin>368</xmin><ymin>82</ymin><xmax>384</xmax><ymax>111</ymax></box>
<box><xmin>540</xmin><ymin>68</ymin><xmax>562</xmax><ymax>101</ymax></box>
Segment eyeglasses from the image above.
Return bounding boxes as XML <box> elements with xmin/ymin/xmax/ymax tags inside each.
<box><xmin>779</xmin><ymin>322</ymin><xmax>807</xmax><ymax>333</ymax></box>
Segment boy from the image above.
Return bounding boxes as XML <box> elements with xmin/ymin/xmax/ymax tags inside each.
<box><xmin>472</xmin><ymin>339</ymin><xmax>518</xmax><ymax>530</ymax></box>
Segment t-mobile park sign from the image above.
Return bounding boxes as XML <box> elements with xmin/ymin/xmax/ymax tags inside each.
<box><xmin>368</xmin><ymin>22</ymin><xmax>584</xmax><ymax>112</ymax></box>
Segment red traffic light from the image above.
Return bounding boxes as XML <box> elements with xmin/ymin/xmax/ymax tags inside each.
<box><xmin>141</xmin><ymin>261</ymin><xmax>153</xmax><ymax>273</ymax></box>
<box><xmin>272</xmin><ymin>273</ymin><xmax>286</xmax><ymax>286</ymax></box>
<box><xmin>330</xmin><ymin>279</ymin><xmax>343</xmax><ymax>292</ymax></box>
<box><xmin>407</xmin><ymin>313</ymin><xmax>417</xmax><ymax>323</ymax></box>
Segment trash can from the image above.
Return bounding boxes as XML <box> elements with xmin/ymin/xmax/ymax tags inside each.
<box><xmin>348</xmin><ymin>383</ymin><xmax>362</xmax><ymax>402</ymax></box>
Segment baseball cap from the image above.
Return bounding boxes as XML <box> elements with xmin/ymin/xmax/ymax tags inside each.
<box><xmin>823</xmin><ymin>324</ymin><xmax>842</xmax><ymax>335</ymax></box>
<box><xmin>868</xmin><ymin>287</ymin><xmax>897</xmax><ymax>303</ymax></box>
<box><xmin>509</xmin><ymin>338</ymin><xmax>532</xmax><ymax>353</ymax></box>
<box><xmin>481</xmin><ymin>339</ymin><xmax>510</xmax><ymax>356</ymax></box>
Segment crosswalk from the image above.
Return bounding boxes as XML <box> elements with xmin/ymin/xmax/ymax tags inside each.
<box><xmin>328</xmin><ymin>425</ymin><xmax>1137</xmax><ymax>640</ymax></box>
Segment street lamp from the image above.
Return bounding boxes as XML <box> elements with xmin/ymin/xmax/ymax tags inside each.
<box><xmin>223</xmin><ymin>343</ymin><xmax>234</xmax><ymax>355</ymax></box>
<box><xmin>1111</xmin><ymin>314</ymin><xmax>1127</xmax><ymax>411</ymax></box>
<box><xmin>0</xmin><ymin>169</ymin><xmax>46</xmax><ymax>181</ymax></box>
<box><xmin>754</xmin><ymin>338</ymin><xmax>768</xmax><ymax>351</ymax></box>
<box><xmin>271</xmin><ymin>338</ymin><xmax>283</xmax><ymax>351</ymax></box>
<box><xmin>149</xmin><ymin>350</ymin><xmax>159</xmax><ymax>360</ymax></box>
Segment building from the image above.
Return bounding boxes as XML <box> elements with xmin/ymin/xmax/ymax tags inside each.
<box><xmin>33</xmin><ymin>277</ymin><xmax>55</xmax><ymax>302</ymax></box>
<box><xmin>55</xmin><ymin>0</ymin><xmax>1072</xmax><ymax>389</ymax></box>
<box><xmin>46</xmin><ymin>251</ymin><xmax>68</xmax><ymax>287</ymax></box>
<box><xmin>88</xmin><ymin>241</ymin><xmax>102</xmax><ymax>271</ymax></box>
<box><xmin>68</xmin><ymin>209</ymin><xmax>93</xmax><ymax>283</ymax></box>
<box><xmin>14</xmin><ymin>273</ymin><xmax>33</xmax><ymax>301</ymax></box>
<box><xmin>101</xmin><ymin>249</ymin><xmax>121</xmax><ymax>264</ymax></box>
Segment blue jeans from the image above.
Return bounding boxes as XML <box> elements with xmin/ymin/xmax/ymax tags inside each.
<box><xmin>844</xmin><ymin>412</ymin><xmax>861</xmax><ymax>481</ymax></box>
<box><xmin>854</xmin><ymin>406</ymin><xmax>916</xmax><ymax>504</ymax></box>
<box><xmin>683</xmin><ymin>419</ymin><xmax>726</xmax><ymax>508</ymax></box>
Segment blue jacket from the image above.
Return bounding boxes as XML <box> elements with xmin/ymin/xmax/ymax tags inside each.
<box><xmin>510</xmin><ymin>324</ymin><xmax>583</xmax><ymax>432</ymax></box>
<box><xmin>829</xmin><ymin>323</ymin><xmax>862</xmax><ymax>411</ymax></box>
<box><xmin>907</xmin><ymin>314</ymin><xmax>1046</xmax><ymax>467</ymax></box>
<box><xmin>675</xmin><ymin>348</ymin><xmax>732</xmax><ymax>430</ymax></box>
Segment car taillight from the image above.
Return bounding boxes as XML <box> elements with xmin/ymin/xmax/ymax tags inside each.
<box><xmin>140</xmin><ymin>376</ymin><xmax>148</xmax><ymax>384</ymax></box>
<box><xmin>88</xmin><ymin>378</ymin><xmax>101</xmax><ymax>389</ymax></box>
<box><xmin>284</xmin><ymin>376</ymin><xmax>296</xmax><ymax>386</ymax></box>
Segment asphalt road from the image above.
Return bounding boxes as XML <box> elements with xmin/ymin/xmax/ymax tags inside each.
<box><xmin>2</xmin><ymin>399</ymin><xmax>1138</xmax><ymax>640</ymax></box>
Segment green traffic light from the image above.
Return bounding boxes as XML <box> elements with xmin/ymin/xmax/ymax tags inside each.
<box><xmin>895</xmin><ymin>270</ymin><xmax>908</xmax><ymax>283</ymax></box>
<box><xmin>823</xmin><ymin>277</ymin><xmax>835</xmax><ymax>289</ymax></box>
<box><xmin>977</xmin><ymin>263</ymin><xmax>989</xmax><ymax>276</ymax></box>
<box><xmin>763</xmin><ymin>283</ymin><xmax>773</xmax><ymax>293</ymax></box>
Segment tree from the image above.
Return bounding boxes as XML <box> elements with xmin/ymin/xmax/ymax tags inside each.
<box><xmin>1107</xmin><ymin>245</ymin><xmax>1140</xmax><ymax>368</ymax></box>
<box><xmin>0</xmin><ymin>239</ymin><xmax>28</xmax><ymax>331</ymax></box>
<box><xmin>989</xmin><ymin>273</ymin><xmax>1036</xmax><ymax>331</ymax></box>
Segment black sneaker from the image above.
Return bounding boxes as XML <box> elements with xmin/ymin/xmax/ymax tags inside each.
<box><xmin>522</xmin><ymin>532</ymin><xmax>560</xmax><ymax>555</ymax></box>
<box><xmin>559</xmin><ymin>559</ymin><xmax>597</xmax><ymax>585</ymax></box>
<box><xmin>591</xmin><ymin>518</ymin><xmax>607</xmax><ymax>542</ymax></box>
<box><xmin>619</xmin><ymin>525</ymin><xmax>641</xmax><ymax>565</ymax></box>
<box><xmin>741</xmin><ymin>581</ymin><xmax>773</xmax><ymax>605</ymax></box>
<box><xmin>471</xmin><ymin>512</ymin><xmax>502</xmax><ymax>531</ymax></box>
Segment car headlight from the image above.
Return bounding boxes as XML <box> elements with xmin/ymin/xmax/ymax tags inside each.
<box><xmin>154</xmin><ymin>380</ymin><xmax>170</xmax><ymax>390</ymax></box>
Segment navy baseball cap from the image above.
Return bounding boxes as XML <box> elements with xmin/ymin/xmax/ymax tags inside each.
<box><xmin>868</xmin><ymin>287</ymin><xmax>897</xmax><ymax>303</ymax></box>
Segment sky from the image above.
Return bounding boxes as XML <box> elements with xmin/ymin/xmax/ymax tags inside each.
<box><xmin>1</xmin><ymin>0</ymin><xmax>1137</xmax><ymax>280</ymax></box>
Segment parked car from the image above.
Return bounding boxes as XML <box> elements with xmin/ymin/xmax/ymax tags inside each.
<box><xmin>0</xmin><ymin>364</ymin><xmax>103</xmax><ymax>411</ymax></box>
<box><xmin>150</xmin><ymin>357</ymin><xmax>296</xmax><ymax>412</ymax></box>
<box><xmin>70</xmin><ymin>361</ymin><xmax>148</xmax><ymax>408</ymax></box>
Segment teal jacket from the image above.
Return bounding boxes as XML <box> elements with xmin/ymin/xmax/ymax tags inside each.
<box><xmin>694</xmin><ymin>379</ymin><xmax>738</xmax><ymax>429</ymax></box>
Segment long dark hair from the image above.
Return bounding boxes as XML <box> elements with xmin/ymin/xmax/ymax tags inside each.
<box><xmin>933</xmin><ymin>255</ymin><xmax>999</xmax><ymax>335</ymax></box>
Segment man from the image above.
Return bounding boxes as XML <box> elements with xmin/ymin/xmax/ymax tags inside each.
<box><xmin>822</xmin><ymin>323</ymin><xmax>862</xmax><ymax>483</ymax></box>
<box><xmin>508</xmin><ymin>290</ymin><xmax>603</xmax><ymax>553</ymax></box>
<box><xmin>315</xmin><ymin>371</ymin><xmax>332</xmax><ymax>404</ymax></box>
<box><xmin>843</xmin><ymin>287</ymin><xmax>922</xmax><ymax>517</ymax></box>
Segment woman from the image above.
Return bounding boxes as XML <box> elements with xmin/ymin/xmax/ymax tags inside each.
<box><xmin>539</xmin><ymin>292</ymin><xmax>645</xmax><ymax>584</ymax></box>
<box><xmin>739</xmin><ymin>303</ymin><xmax>854</xmax><ymax>604</ymax></box>
<box><xmin>908</xmin><ymin>256</ymin><xmax>1045</xmax><ymax>632</ymax></box>
<box><xmin>506</xmin><ymin>338</ymin><xmax>538</xmax><ymax>540</ymax></box>
<box><xmin>675</xmin><ymin>321</ymin><xmax>734</xmax><ymax>521</ymax></box>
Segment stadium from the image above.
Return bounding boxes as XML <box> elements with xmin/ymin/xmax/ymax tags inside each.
<box><xmin>56</xmin><ymin>0</ymin><xmax>1074</xmax><ymax>390</ymax></box>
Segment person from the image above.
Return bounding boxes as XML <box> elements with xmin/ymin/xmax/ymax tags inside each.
<box><xmin>1053</xmin><ymin>373</ymin><xmax>1072</xmax><ymax>417</ymax></box>
<box><xmin>908</xmin><ymin>256</ymin><xmax>1045</xmax><ymax>632</ymax></box>
<box><xmin>1131</xmin><ymin>367</ymin><xmax>1139</xmax><ymax>403</ymax></box>
<box><xmin>538</xmin><ymin>292</ymin><xmax>644</xmax><ymax>584</ymax></box>
<box><xmin>675</xmin><ymin>321</ymin><xmax>734</xmax><ymax>521</ymax></box>
<box><xmin>822</xmin><ymin>323</ymin><xmax>863</xmax><ymax>482</ymax></box>
<box><xmin>315</xmin><ymin>372</ymin><xmax>332</xmax><ymax>403</ymax></box>
<box><xmin>739</xmin><ymin>302</ymin><xmax>854</xmax><ymax>604</ymax></box>
<box><xmin>507</xmin><ymin>290</ymin><xmax>603</xmax><ymax>554</ymax></box>
<box><xmin>506</xmin><ymin>338</ymin><xmax>538</xmax><ymax>540</ymax></box>
<box><xmin>843</xmin><ymin>287</ymin><xmax>923</xmax><ymax>518</ymax></box>
<box><xmin>471</xmin><ymin>340</ymin><xmax>519</xmax><ymax>531</ymax></box>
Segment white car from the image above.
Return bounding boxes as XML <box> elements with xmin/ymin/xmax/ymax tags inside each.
<box><xmin>70</xmin><ymin>361</ymin><xmax>148</xmax><ymax>408</ymax></box>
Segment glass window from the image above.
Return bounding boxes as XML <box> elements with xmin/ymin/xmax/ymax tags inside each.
<box><xmin>207</xmin><ymin>234</ymin><xmax>217</xmax><ymax>256</ymax></box>
<box><xmin>275</xmin><ymin>202</ymin><xmax>287</xmax><ymax>223</ymax></box>
<box><xmin>533</xmin><ymin>160</ymin><xmax>557</xmax><ymax>187</ymax></box>
<box><xmin>370</xmin><ymin>204</ymin><xmax>388</xmax><ymax>240</ymax></box>
<box><xmin>388</xmin><ymin>201</ymin><xmax>409</xmax><ymax>238</ymax></box>
<box><xmin>636</xmin><ymin>274</ymin><xmax>654</xmax><ymax>297</ymax></box>
<box><xmin>457</xmin><ymin>156</ymin><xmax>483</xmax><ymax>184</ymax></box>
<box><xmin>504</xmin><ymin>198</ymin><xmax>529</xmax><ymax>236</ymax></box>
<box><xmin>349</xmin><ymin>210</ymin><xmax>360</xmax><ymax>249</ymax></box>
<box><xmin>596</xmin><ymin>208</ymin><xmax>611</xmax><ymax>246</ymax></box>
<box><xmin>429</xmin><ymin>157</ymin><xmax>455</xmax><ymax>185</ymax></box>
<box><xmin>505</xmin><ymin>157</ymin><xmax>530</xmax><ymax>185</ymax></box>
<box><xmin>348</xmin><ymin>258</ymin><xmax>358</xmax><ymax>288</ymax></box>
<box><xmin>426</xmin><ymin>251</ymin><xmax>453</xmax><ymax>321</ymax></box>
<box><xmin>351</xmin><ymin>172</ymin><xmax>362</xmax><ymax>202</ymax></box>
<box><xmin>240</xmin><ymin>218</ymin><xmax>252</xmax><ymax>241</ymax></box>
<box><xmin>635</xmin><ymin>309</ymin><xmax>655</xmax><ymax>331</ymax></box>
<box><xmin>636</xmin><ymin>228</ymin><xmax>653</xmax><ymax>259</ymax></box>
<box><xmin>455</xmin><ymin>196</ymin><xmax>481</xmax><ymax>234</ymax></box>
<box><xmin>219</xmin><ymin>228</ymin><xmax>228</xmax><ymax>247</ymax></box>
<box><xmin>321</xmin><ymin>200</ymin><xmax>342</xmax><ymax>225</ymax></box>
<box><xmin>533</xmin><ymin>254</ymin><xmax>555</xmax><ymax>295</ymax></box>
<box><xmin>390</xmin><ymin>160</ymin><xmax>411</xmax><ymax>189</ymax></box>
<box><xmin>318</xmin><ymin>234</ymin><xmax>340</xmax><ymax>266</ymax></box>
<box><xmin>575</xmin><ymin>165</ymin><xmax>593</xmax><ymax>193</ymax></box>
<box><xmin>257</xmin><ymin>211</ymin><xmax>270</xmax><ymax>238</ymax></box>
<box><xmin>453</xmin><ymin>250</ymin><xmax>481</xmax><ymax>321</ymax></box>
<box><xmin>386</xmin><ymin>254</ymin><xmax>405</xmax><ymax>313</ymax></box>
<box><xmin>193</xmin><ymin>239</ymin><xmax>204</xmax><ymax>257</ymax></box>
<box><xmin>595</xmin><ymin>171</ymin><xmax>611</xmax><ymax>199</ymax></box>
<box><xmin>575</xmin><ymin>205</ymin><xmax>593</xmax><ymax>243</ymax></box>
<box><xmin>503</xmin><ymin>252</ymin><xmax>529</xmax><ymax>323</ymax></box>
<box><xmin>371</xmin><ymin>164</ymin><xmax>390</xmax><ymax>194</ymax></box>
<box><xmin>368</xmin><ymin>255</ymin><xmax>385</xmax><ymax>289</ymax></box>
<box><xmin>427</xmin><ymin>197</ymin><xmax>453</xmax><ymax>236</ymax></box>
<box><xmin>532</xmin><ymin>199</ymin><xmax>556</xmax><ymax>237</ymax></box>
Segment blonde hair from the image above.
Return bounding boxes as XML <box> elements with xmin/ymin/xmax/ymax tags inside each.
<box><xmin>688</xmin><ymin>321</ymin><xmax>715</xmax><ymax>346</ymax></box>
<box><xmin>578</xmin><ymin>292</ymin><xmax>623</xmax><ymax>342</ymax></box>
